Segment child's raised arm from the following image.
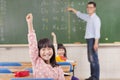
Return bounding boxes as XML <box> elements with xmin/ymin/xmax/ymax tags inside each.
<box><xmin>51</xmin><ymin>32</ymin><xmax>58</xmax><ymax>55</ymax></box>
<box><xmin>51</xmin><ymin>32</ymin><xmax>57</xmax><ymax>45</ymax></box>
<box><xmin>26</xmin><ymin>13</ymin><xmax>38</xmax><ymax>65</ymax></box>
<box><xmin>26</xmin><ymin>13</ymin><xmax>34</xmax><ymax>33</ymax></box>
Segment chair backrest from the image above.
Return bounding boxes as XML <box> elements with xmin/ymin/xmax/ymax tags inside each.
<box><xmin>11</xmin><ymin>78</ymin><xmax>54</xmax><ymax>80</ymax></box>
<box><xmin>57</xmin><ymin>62</ymin><xmax>71</xmax><ymax>65</ymax></box>
<box><xmin>57</xmin><ymin>62</ymin><xmax>73</xmax><ymax>72</ymax></box>
<box><xmin>0</xmin><ymin>62</ymin><xmax>21</xmax><ymax>66</ymax></box>
<box><xmin>0</xmin><ymin>68</ymin><xmax>12</xmax><ymax>73</ymax></box>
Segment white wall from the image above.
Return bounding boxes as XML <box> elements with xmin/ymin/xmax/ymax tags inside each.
<box><xmin>0</xmin><ymin>44</ymin><xmax>120</xmax><ymax>79</ymax></box>
<box><xmin>66</xmin><ymin>44</ymin><xmax>120</xmax><ymax>79</ymax></box>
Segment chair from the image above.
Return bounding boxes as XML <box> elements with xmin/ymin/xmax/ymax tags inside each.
<box><xmin>57</xmin><ymin>62</ymin><xmax>73</xmax><ymax>72</ymax></box>
<box><xmin>0</xmin><ymin>62</ymin><xmax>22</xmax><ymax>66</ymax></box>
<box><xmin>57</xmin><ymin>62</ymin><xmax>74</xmax><ymax>76</ymax></box>
<box><xmin>11</xmin><ymin>78</ymin><xmax>54</xmax><ymax>80</ymax></box>
<box><xmin>0</xmin><ymin>68</ymin><xmax>12</xmax><ymax>73</ymax></box>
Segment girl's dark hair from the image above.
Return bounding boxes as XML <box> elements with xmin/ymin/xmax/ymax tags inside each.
<box><xmin>58</xmin><ymin>44</ymin><xmax>67</xmax><ymax>58</ymax></box>
<box><xmin>88</xmin><ymin>1</ymin><xmax>96</xmax><ymax>7</ymax></box>
<box><xmin>38</xmin><ymin>38</ymin><xmax>58</xmax><ymax>67</ymax></box>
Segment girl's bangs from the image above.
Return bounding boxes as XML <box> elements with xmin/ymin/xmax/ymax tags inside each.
<box><xmin>41</xmin><ymin>41</ymin><xmax>53</xmax><ymax>48</ymax></box>
<box><xmin>38</xmin><ymin>38</ymin><xmax>53</xmax><ymax>49</ymax></box>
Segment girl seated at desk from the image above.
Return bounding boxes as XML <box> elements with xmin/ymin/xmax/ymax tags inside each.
<box><xmin>51</xmin><ymin>32</ymin><xmax>67</xmax><ymax>62</ymax></box>
<box><xmin>51</xmin><ymin>32</ymin><xmax>79</xmax><ymax>80</ymax></box>
<box><xmin>56</xmin><ymin>43</ymin><xmax>67</xmax><ymax>62</ymax></box>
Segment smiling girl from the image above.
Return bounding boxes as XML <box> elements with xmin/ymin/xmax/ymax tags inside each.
<box><xmin>26</xmin><ymin>13</ymin><xmax>65</xmax><ymax>80</ymax></box>
<box><xmin>51</xmin><ymin>32</ymin><xmax>67</xmax><ymax>62</ymax></box>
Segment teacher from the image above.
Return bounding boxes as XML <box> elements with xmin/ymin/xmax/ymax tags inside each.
<box><xmin>67</xmin><ymin>1</ymin><xmax>101</xmax><ymax>80</ymax></box>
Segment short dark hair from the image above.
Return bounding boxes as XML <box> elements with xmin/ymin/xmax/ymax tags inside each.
<box><xmin>38</xmin><ymin>38</ymin><xmax>58</xmax><ymax>67</ymax></box>
<box><xmin>58</xmin><ymin>43</ymin><xmax>67</xmax><ymax>58</ymax></box>
<box><xmin>87</xmin><ymin>1</ymin><xmax>96</xmax><ymax>7</ymax></box>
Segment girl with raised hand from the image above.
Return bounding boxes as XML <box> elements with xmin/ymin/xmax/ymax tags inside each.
<box><xmin>26</xmin><ymin>13</ymin><xmax>65</xmax><ymax>80</ymax></box>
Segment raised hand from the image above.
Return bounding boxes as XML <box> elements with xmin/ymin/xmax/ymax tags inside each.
<box><xmin>26</xmin><ymin>13</ymin><xmax>33</xmax><ymax>23</ymax></box>
<box><xmin>51</xmin><ymin>32</ymin><xmax>56</xmax><ymax>37</ymax></box>
<box><xmin>26</xmin><ymin>13</ymin><xmax>34</xmax><ymax>32</ymax></box>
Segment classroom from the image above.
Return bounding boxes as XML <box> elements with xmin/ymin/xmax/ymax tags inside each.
<box><xmin>0</xmin><ymin>0</ymin><xmax>120</xmax><ymax>80</ymax></box>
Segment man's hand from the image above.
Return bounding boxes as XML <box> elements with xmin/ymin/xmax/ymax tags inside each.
<box><xmin>67</xmin><ymin>7</ymin><xmax>73</xmax><ymax>11</ymax></box>
<box><xmin>94</xmin><ymin>43</ymin><xmax>98</xmax><ymax>51</ymax></box>
<box><xmin>67</xmin><ymin>7</ymin><xmax>78</xmax><ymax>14</ymax></box>
<box><xmin>94</xmin><ymin>39</ymin><xmax>99</xmax><ymax>51</ymax></box>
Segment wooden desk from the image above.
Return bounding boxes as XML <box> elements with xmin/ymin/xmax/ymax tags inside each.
<box><xmin>20</xmin><ymin>62</ymin><xmax>77</xmax><ymax>67</ymax></box>
<box><xmin>20</xmin><ymin>62</ymin><xmax>77</xmax><ymax>73</ymax></box>
<box><xmin>0</xmin><ymin>73</ymin><xmax>33</xmax><ymax>80</ymax></box>
<box><xmin>0</xmin><ymin>73</ymin><xmax>71</xmax><ymax>80</ymax></box>
<box><xmin>1</xmin><ymin>66</ymin><xmax>32</xmax><ymax>73</ymax></box>
<box><xmin>20</xmin><ymin>62</ymin><xmax>77</xmax><ymax>76</ymax></box>
<box><xmin>3</xmin><ymin>65</ymin><xmax>70</xmax><ymax>73</ymax></box>
<box><xmin>20</xmin><ymin>62</ymin><xmax>32</xmax><ymax>66</ymax></box>
<box><xmin>61</xmin><ymin>66</ymin><xmax>71</xmax><ymax>72</ymax></box>
<box><xmin>0</xmin><ymin>62</ymin><xmax>73</xmax><ymax>80</ymax></box>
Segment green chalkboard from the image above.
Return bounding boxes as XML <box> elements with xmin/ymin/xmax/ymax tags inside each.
<box><xmin>0</xmin><ymin>0</ymin><xmax>120</xmax><ymax>44</ymax></box>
